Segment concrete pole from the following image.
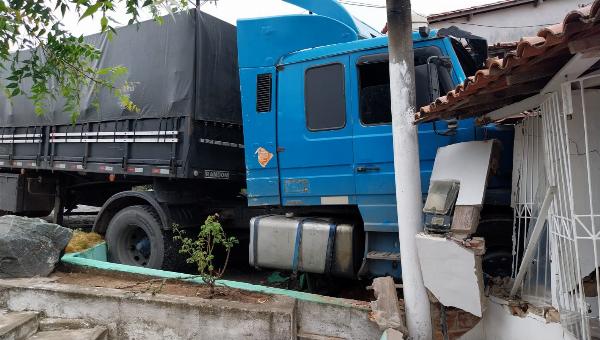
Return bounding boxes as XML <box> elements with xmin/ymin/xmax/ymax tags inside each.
<box><xmin>385</xmin><ymin>0</ymin><xmax>432</xmax><ymax>339</ymax></box>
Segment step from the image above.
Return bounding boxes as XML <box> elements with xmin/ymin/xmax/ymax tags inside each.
<box><xmin>297</xmin><ymin>333</ymin><xmax>344</xmax><ymax>340</ymax></box>
<box><xmin>38</xmin><ymin>319</ymin><xmax>94</xmax><ymax>332</ymax></box>
<box><xmin>366</xmin><ymin>251</ymin><xmax>401</xmax><ymax>261</ymax></box>
<box><xmin>0</xmin><ymin>311</ymin><xmax>39</xmax><ymax>340</ymax></box>
<box><xmin>28</xmin><ymin>327</ymin><xmax>108</xmax><ymax>340</ymax></box>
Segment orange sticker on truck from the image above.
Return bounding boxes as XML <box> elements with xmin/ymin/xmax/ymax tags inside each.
<box><xmin>255</xmin><ymin>147</ymin><xmax>273</xmax><ymax>168</ymax></box>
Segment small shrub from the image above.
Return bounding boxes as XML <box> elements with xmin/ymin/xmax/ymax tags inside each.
<box><xmin>173</xmin><ymin>214</ymin><xmax>238</xmax><ymax>295</ymax></box>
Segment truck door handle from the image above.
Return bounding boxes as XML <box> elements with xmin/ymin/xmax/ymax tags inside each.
<box><xmin>356</xmin><ymin>166</ymin><xmax>380</xmax><ymax>173</ymax></box>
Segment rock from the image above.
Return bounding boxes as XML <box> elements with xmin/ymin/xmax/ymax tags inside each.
<box><xmin>0</xmin><ymin>215</ymin><xmax>72</xmax><ymax>278</ymax></box>
<box><xmin>380</xmin><ymin>328</ymin><xmax>404</xmax><ymax>340</ymax></box>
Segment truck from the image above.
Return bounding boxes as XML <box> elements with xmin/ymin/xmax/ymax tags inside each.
<box><xmin>0</xmin><ymin>0</ymin><xmax>514</xmax><ymax>280</ymax></box>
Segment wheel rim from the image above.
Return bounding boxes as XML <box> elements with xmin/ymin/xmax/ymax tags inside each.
<box><xmin>117</xmin><ymin>225</ymin><xmax>152</xmax><ymax>266</ymax></box>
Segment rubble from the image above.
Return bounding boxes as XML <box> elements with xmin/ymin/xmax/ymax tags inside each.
<box><xmin>380</xmin><ymin>328</ymin><xmax>405</xmax><ymax>340</ymax></box>
<box><xmin>0</xmin><ymin>215</ymin><xmax>72</xmax><ymax>278</ymax></box>
<box><xmin>369</xmin><ymin>276</ymin><xmax>407</xmax><ymax>333</ymax></box>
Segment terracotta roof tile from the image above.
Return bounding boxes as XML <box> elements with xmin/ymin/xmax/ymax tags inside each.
<box><xmin>416</xmin><ymin>0</ymin><xmax>600</xmax><ymax>123</ymax></box>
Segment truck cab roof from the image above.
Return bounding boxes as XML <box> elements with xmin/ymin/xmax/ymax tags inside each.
<box><xmin>279</xmin><ymin>31</ymin><xmax>443</xmax><ymax>66</ymax></box>
<box><xmin>237</xmin><ymin>0</ymin><xmax>443</xmax><ymax>69</ymax></box>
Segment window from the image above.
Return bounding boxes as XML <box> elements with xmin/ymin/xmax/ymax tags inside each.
<box><xmin>305</xmin><ymin>63</ymin><xmax>346</xmax><ymax>131</ymax></box>
<box><xmin>358</xmin><ymin>60</ymin><xmax>391</xmax><ymax>125</ymax></box>
<box><xmin>357</xmin><ymin>46</ymin><xmax>454</xmax><ymax>125</ymax></box>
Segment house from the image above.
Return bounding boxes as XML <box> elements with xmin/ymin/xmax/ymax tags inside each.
<box><xmin>428</xmin><ymin>0</ymin><xmax>592</xmax><ymax>44</ymax></box>
<box><xmin>416</xmin><ymin>1</ymin><xmax>600</xmax><ymax>339</ymax></box>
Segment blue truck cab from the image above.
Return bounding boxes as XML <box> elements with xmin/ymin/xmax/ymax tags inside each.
<box><xmin>238</xmin><ymin>0</ymin><xmax>513</xmax><ymax>279</ymax></box>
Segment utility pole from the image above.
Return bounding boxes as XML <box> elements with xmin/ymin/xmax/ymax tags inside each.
<box><xmin>385</xmin><ymin>0</ymin><xmax>433</xmax><ymax>339</ymax></box>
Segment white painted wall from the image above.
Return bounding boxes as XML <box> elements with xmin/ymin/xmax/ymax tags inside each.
<box><xmin>415</xmin><ymin>234</ymin><xmax>485</xmax><ymax>317</ymax></box>
<box><xmin>429</xmin><ymin>0</ymin><xmax>589</xmax><ymax>44</ymax></box>
<box><xmin>459</xmin><ymin>297</ymin><xmax>566</xmax><ymax>340</ymax></box>
<box><xmin>563</xmin><ymin>89</ymin><xmax>600</xmax><ymax>300</ymax></box>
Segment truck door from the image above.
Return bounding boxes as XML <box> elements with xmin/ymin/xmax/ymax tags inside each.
<box><xmin>350</xmin><ymin>43</ymin><xmax>474</xmax><ymax>277</ymax></box>
<box><xmin>276</xmin><ymin>56</ymin><xmax>355</xmax><ymax>206</ymax></box>
<box><xmin>350</xmin><ymin>44</ymin><xmax>470</xmax><ymax>231</ymax></box>
<box><xmin>350</xmin><ymin>51</ymin><xmax>397</xmax><ymax>232</ymax></box>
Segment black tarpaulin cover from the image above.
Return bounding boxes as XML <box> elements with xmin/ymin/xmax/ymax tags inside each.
<box><xmin>0</xmin><ymin>9</ymin><xmax>241</xmax><ymax>126</ymax></box>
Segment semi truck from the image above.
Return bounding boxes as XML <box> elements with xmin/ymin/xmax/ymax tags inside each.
<box><xmin>0</xmin><ymin>0</ymin><xmax>514</xmax><ymax>279</ymax></box>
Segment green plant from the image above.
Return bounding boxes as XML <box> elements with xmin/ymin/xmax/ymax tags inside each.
<box><xmin>173</xmin><ymin>214</ymin><xmax>238</xmax><ymax>295</ymax></box>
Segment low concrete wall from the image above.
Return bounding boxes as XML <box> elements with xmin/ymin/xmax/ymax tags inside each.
<box><xmin>0</xmin><ymin>278</ymin><xmax>296</xmax><ymax>339</ymax></box>
<box><xmin>57</xmin><ymin>243</ymin><xmax>381</xmax><ymax>339</ymax></box>
<box><xmin>0</xmin><ymin>244</ymin><xmax>380</xmax><ymax>339</ymax></box>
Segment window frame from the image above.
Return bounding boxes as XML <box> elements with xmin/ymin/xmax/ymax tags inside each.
<box><xmin>304</xmin><ymin>62</ymin><xmax>347</xmax><ymax>132</ymax></box>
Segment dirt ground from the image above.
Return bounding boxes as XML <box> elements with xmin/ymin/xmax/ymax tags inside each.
<box><xmin>53</xmin><ymin>267</ymin><xmax>271</xmax><ymax>304</ymax></box>
<box><xmin>49</xmin><ymin>205</ymin><xmax>374</xmax><ymax>301</ymax></box>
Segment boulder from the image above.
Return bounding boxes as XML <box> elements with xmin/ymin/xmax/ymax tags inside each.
<box><xmin>0</xmin><ymin>215</ymin><xmax>72</xmax><ymax>278</ymax></box>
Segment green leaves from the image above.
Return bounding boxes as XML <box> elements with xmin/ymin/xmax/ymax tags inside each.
<box><xmin>172</xmin><ymin>215</ymin><xmax>239</xmax><ymax>292</ymax></box>
<box><xmin>80</xmin><ymin>2</ymin><xmax>103</xmax><ymax>21</ymax></box>
<box><xmin>100</xmin><ymin>16</ymin><xmax>108</xmax><ymax>31</ymax></box>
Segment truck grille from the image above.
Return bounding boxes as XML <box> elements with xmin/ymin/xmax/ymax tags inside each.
<box><xmin>256</xmin><ymin>73</ymin><xmax>272</xmax><ymax>113</ymax></box>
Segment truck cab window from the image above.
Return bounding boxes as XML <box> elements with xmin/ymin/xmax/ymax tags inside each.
<box><xmin>358</xmin><ymin>61</ymin><xmax>391</xmax><ymax>125</ymax></box>
<box><xmin>305</xmin><ymin>63</ymin><xmax>346</xmax><ymax>131</ymax></box>
<box><xmin>358</xmin><ymin>46</ymin><xmax>454</xmax><ymax>125</ymax></box>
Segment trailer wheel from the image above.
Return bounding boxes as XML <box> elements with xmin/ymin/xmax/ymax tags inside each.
<box><xmin>105</xmin><ymin>205</ymin><xmax>168</xmax><ymax>269</ymax></box>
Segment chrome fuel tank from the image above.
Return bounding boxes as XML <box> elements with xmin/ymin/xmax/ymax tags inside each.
<box><xmin>249</xmin><ymin>215</ymin><xmax>357</xmax><ymax>277</ymax></box>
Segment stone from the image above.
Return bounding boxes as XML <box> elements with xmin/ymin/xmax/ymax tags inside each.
<box><xmin>0</xmin><ymin>215</ymin><xmax>72</xmax><ymax>278</ymax></box>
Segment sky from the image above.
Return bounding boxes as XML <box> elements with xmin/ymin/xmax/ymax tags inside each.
<box><xmin>63</xmin><ymin>0</ymin><xmax>500</xmax><ymax>36</ymax></box>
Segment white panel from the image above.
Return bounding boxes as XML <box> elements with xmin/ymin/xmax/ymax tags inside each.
<box><xmin>430</xmin><ymin>140</ymin><xmax>494</xmax><ymax>206</ymax></box>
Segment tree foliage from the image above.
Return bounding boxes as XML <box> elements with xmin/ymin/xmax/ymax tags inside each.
<box><xmin>0</xmin><ymin>0</ymin><xmax>186</xmax><ymax>122</ymax></box>
<box><xmin>173</xmin><ymin>214</ymin><xmax>238</xmax><ymax>295</ymax></box>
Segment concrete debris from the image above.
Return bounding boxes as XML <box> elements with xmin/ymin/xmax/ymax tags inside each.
<box><xmin>457</xmin><ymin>297</ymin><xmax>565</xmax><ymax>340</ymax></box>
<box><xmin>485</xmin><ymin>276</ymin><xmax>513</xmax><ymax>298</ymax></box>
<box><xmin>451</xmin><ymin>205</ymin><xmax>482</xmax><ymax>235</ymax></box>
<box><xmin>0</xmin><ymin>215</ymin><xmax>72</xmax><ymax>278</ymax></box>
<box><xmin>452</xmin><ymin>237</ymin><xmax>486</xmax><ymax>256</ymax></box>
<box><xmin>380</xmin><ymin>328</ymin><xmax>404</xmax><ymax>340</ymax></box>
<box><xmin>369</xmin><ymin>276</ymin><xmax>407</xmax><ymax>333</ymax></box>
<box><xmin>545</xmin><ymin>308</ymin><xmax>560</xmax><ymax>323</ymax></box>
<box><xmin>415</xmin><ymin>233</ymin><xmax>485</xmax><ymax>317</ymax></box>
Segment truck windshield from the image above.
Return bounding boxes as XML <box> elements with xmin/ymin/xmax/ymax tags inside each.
<box><xmin>358</xmin><ymin>46</ymin><xmax>454</xmax><ymax>125</ymax></box>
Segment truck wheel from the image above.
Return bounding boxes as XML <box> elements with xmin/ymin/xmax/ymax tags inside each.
<box><xmin>475</xmin><ymin>214</ymin><xmax>514</xmax><ymax>278</ymax></box>
<box><xmin>106</xmin><ymin>205</ymin><xmax>168</xmax><ymax>269</ymax></box>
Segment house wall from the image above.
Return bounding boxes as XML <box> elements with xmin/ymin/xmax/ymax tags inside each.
<box><xmin>429</xmin><ymin>0</ymin><xmax>588</xmax><ymax>44</ymax></box>
<box><xmin>458</xmin><ymin>297</ymin><xmax>565</xmax><ymax>340</ymax></box>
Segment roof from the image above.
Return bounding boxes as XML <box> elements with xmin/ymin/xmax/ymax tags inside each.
<box><xmin>416</xmin><ymin>0</ymin><xmax>600</xmax><ymax>124</ymax></box>
<box><xmin>427</xmin><ymin>0</ymin><xmax>537</xmax><ymax>23</ymax></box>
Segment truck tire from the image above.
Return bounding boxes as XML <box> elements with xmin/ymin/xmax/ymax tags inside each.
<box><xmin>475</xmin><ymin>214</ymin><xmax>514</xmax><ymax>278</ymax></box>
<box><xmin>106</xmin><ymin>205</ymin><xmax>177</xmax><ymax>269</ymax></box>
